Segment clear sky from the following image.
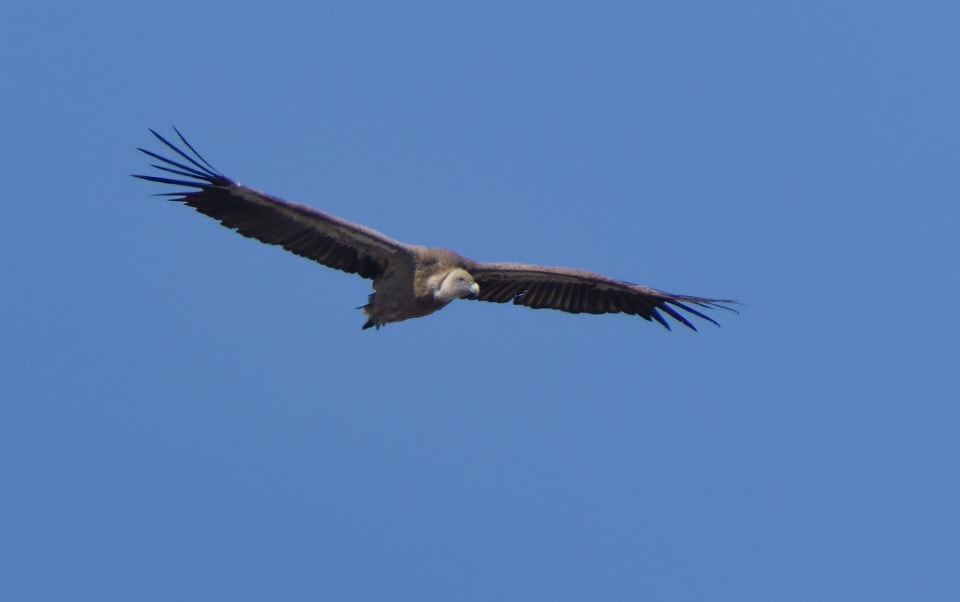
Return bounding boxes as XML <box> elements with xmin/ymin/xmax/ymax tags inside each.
<box><xmin>2</xmin><ymin>2</ymin><xmax>958</xmax><ymax>600</ymax></box>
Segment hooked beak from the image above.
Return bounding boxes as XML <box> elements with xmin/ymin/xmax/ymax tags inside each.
<box><xmin>465</xmin><ymin>281</ymin><xmax>480</xmax><ymax>300</ymax></box>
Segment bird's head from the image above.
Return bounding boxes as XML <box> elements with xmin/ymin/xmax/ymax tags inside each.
<box><xmin>435</xmin><ymin>268</ymin><xmax>480</xmax><ymax>302</ymax></box>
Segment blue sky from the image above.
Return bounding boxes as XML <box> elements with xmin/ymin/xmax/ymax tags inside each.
<box><xmin>2</xmin><ymin>2</ymin><xmax>958</xmax><ymax>600</ymax></box>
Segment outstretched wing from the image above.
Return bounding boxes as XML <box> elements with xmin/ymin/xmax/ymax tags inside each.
<box><xmin>467</xmin><ymin>262</ymin><xmax>735</xmax><ymax>330</ymax></box>
<box><xmin>134</xmin><ymin>128</ymin><xmax>411</xmax><ymax>280</ymax></box>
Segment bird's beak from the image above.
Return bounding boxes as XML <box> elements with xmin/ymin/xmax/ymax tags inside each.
<box><xmin>466</xmin><ymin>282</ymin><xmax>480</xmax><ymax>300</ymax></box>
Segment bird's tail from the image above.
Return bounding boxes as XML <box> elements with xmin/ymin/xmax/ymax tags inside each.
<box><xmin>358</xmin><ymin>293</ymin><xmax>380</xmax><ymax>330</ymax></box>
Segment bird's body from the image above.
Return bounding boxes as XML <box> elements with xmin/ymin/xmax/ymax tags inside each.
<box><xmin>136</xmin><ymin>128</ymin><xmax>734</xmax><ymax>331</ymax></box>
<box><xmin>362</xmin><ymin>247</ymin><xmax>478</xmax><ymax>329</ymax></box>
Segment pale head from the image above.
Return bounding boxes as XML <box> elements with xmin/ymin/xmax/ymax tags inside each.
<box><xmin>434</xmin><ymin>268</ymin><xmax>480</xmax><ymax>302</ymax></box>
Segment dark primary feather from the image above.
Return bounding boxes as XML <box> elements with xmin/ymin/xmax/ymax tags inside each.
<box><xmin>468</xmin><ymin>262</ymin><xmax>736</xmax><ymax>331</ymax></box>
<box><xmin>133</xmin><ymin>128</ymin><xmax>406</xmax><ymax>280</ymax></box>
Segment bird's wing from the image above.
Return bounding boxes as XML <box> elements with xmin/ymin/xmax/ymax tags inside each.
<box><xmin>134</xmin><ymin>128</ymin><xmax>411</xmax><ymax>280</ymax></box>
<box><xmin>467</xmin><ymin>262</ymin><xmax>736</xmax><ymax>330</ymax></box>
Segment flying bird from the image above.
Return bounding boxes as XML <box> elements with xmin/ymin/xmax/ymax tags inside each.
<box><xmin>135</xmin><ymin>128</ymin><xmax>734</xmax><ymax>331</ymax></box>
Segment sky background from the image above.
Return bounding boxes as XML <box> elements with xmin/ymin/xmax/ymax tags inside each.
<box><xmin>2</xmin><ymin>2</ymin><xmax>958</xmax><ymax>600</ymax></box>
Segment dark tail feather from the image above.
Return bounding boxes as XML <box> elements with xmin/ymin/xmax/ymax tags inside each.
<box><xmin>359</xmin><ymin>293</ymin><xmax>381</xmax><ymax>330</ymax></box>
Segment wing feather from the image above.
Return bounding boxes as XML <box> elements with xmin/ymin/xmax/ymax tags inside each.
<box><xmin>134</xmin><ymin>128</ymin><xmax>410</xmax><ymax>280</ymax></box>
<box><xmin>467</xmin><ymin>262</ymin><xmax>735</xmax><ymax>331</ymax></box>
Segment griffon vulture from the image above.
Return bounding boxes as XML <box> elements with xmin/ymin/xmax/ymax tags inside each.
<box><xmin>135</xmin><ymin>128</ymin><xmax>734</xmax><ymax>331</ymax></box>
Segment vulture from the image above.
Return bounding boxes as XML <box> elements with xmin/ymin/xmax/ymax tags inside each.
<box><xmin>135</xmin><ymin>128</ymin><xmax>735</xmax><ymax>331</ymax></box>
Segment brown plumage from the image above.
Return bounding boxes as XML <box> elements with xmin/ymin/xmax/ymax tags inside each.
<box><xmin>135</xmin><ymin>128</ymin><xmax>735</xmax><ymax>330</ymax></box>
